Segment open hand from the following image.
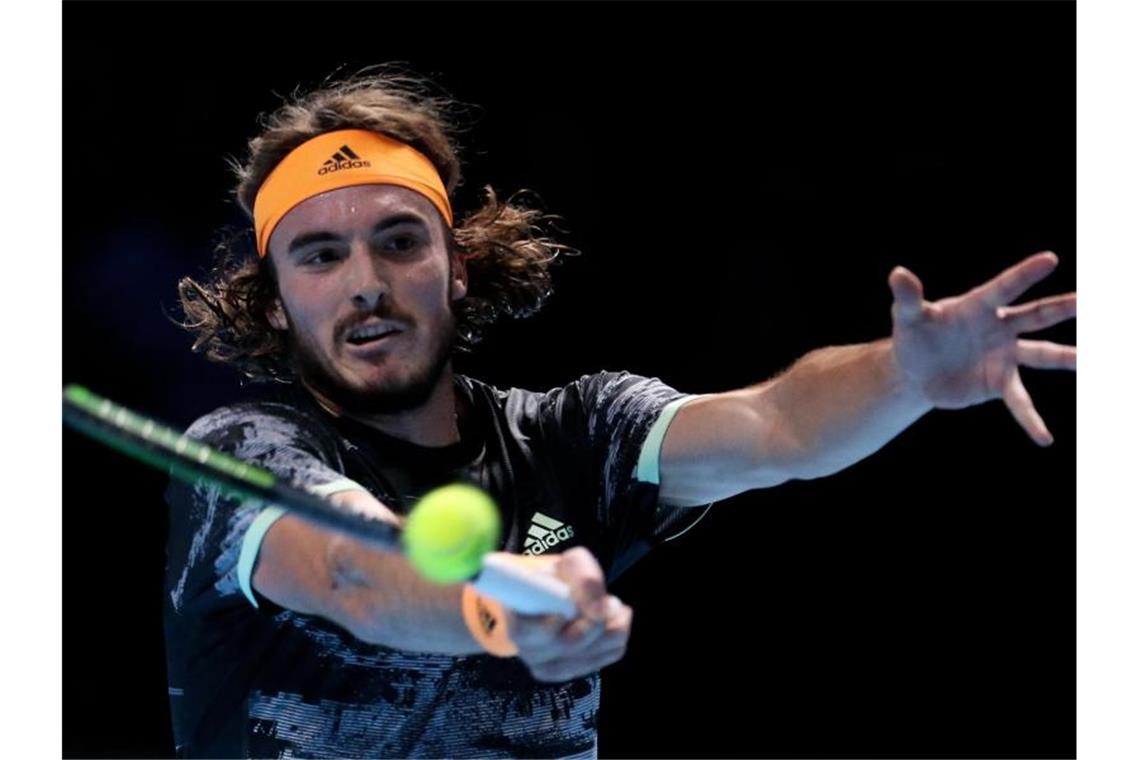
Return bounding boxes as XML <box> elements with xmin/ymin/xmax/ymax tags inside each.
<box><xmin>889</xmin><ymin>251</ymin><xmax>1076</xmax><ymax>446</ymax></box>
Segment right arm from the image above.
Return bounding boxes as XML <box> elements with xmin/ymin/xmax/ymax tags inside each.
<box><xmin>253</xmin><ymin>489</ymin><xmax>633</xmax><ymax>680</ymax></box>
<box><xmin>254</xmin><ymin>490</ymin><xmax>476</xmax><ymax>654</ymax></box>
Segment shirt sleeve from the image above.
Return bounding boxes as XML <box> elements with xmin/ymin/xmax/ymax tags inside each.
<box><xmin>164</xmin><ymin>402</ymin><xmax>364</xmax><ymax>615</ymax></box>
<box><xmin>537</xmin><ymin>371</ymin><xmax>714</xmax><ymax>580</ymax></box>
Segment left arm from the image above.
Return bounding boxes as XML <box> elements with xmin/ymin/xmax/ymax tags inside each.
<box><xmin>657</xmin><ymin>339</ymin><xmax>928</xmax><ymax>505</ymax></box>
<box><xmin>657</xmin><ymin>252</ymin><xmax>1076</xmax><ymax>507</ymax></box>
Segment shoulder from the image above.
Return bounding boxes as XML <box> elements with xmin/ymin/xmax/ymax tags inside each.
<box><xmin>461</xmin><ymin>371</ymin><xmax>685</xmax><ymax>432</ymax></box>
<box><xmin>185</xmin><ymin>399</ymin><xmax>314</xmax><ymax>437</ymax></box>
<box><xmin>542</xmin><ymin>371</ymin><xmax>685</xmax><ymax>413</ymax></box>
<box><xmin>461</xmin><ymin>370</ymin><xmax>656</xmax><ymax>403</ymax></box>
<box><xmin>184</xmin><ymin>399</ymin><xmax>336</xmax><ymax>458</ymax></box>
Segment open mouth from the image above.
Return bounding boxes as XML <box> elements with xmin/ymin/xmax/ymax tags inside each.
<box><xmin>344</xmin><ymin>322</ymin><xmax>404</xmax><ymax>351</ymax></box>
<box><xmin>346</xmin><ymin>332</ymin><xmax>396</xmax><ymax>347</ymax></box>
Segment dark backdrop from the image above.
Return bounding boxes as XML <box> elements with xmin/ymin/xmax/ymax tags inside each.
<box><xmin>63</xmin><ymin>2</ymin><xmax>1075</xmax><ymax>757</ymax></box>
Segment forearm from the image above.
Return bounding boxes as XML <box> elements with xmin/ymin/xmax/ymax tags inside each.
<box><xmin>255</xmin><ymin>511</ymin><xmax>484</xmax><ymax>656</ymax></box>
<box><xmin>323</xmin><ymin>534</ymin><xmax>483</xmax><ymax>655</ymax></box>
<box><xmin>754</xmin><ymin>338</ymin><xmax>932</xmax><ymax>479</ymax></box>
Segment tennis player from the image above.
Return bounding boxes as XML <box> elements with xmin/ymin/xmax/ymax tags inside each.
<box><xmin>165</xmin><ymin>69</ymin><xmax>1076</xmax><ymax>758</ymax></box>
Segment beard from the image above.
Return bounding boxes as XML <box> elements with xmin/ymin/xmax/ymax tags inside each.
<box><xmin>284</xmin><ymin>306</ymin><xmax>457</xmax><ymax>416</ymax></box>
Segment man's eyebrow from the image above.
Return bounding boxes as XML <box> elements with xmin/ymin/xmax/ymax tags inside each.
<box><xmin>286</xmin><ymin>213</ymin><xmax>430</xmax><ymax>256</ymax></box>
<box><xmin>288</xmin><ymin>231</ymin><xmax>341</xmax><ymax>256</ymax></box>
<box><xmin>371</xmin><ymin>213</ymin><xmax>430</xmax><ymax>235</ymax></box>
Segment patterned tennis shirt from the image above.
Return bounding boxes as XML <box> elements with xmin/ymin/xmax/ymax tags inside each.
<box><xmin>164</xmin><ymin>371</ymin><xmax>710</xmax><ymax>758</ymax></box>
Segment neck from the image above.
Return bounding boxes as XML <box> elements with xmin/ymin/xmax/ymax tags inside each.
<box><xmin>301</xmin><ymin>366</ymin><xmax>463</xmax><ymax>447</ymax></box>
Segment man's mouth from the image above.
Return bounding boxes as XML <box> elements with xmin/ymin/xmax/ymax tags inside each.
<box><xmin>344</xmin><ymin>320</ymin><xmax>404</xmax><ymax>346</ymax></box>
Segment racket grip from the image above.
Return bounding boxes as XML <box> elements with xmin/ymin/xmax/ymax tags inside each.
<box><xmin>471</xmin><ymin>553</ymin><xmax>578</xmax><ymax>618</ymax></box>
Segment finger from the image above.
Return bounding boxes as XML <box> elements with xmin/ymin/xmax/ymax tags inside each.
<box><xmin>527</xmin><ymin>639</ymin><xmax>630</xmax><ymax>683</ymax></box>
<box><xmin>510</xmin><ymin>611</ymin><xmax>571</xmax><ymax>650</ymax></box>
<box><xmin>1002</xmin><ymin>370</ymin><xmax>1054</xmax><ymax>446</ymax></box>
<box><xmin>1017</xmin><ymin>340</ymin><xmax>1077</xmax><ymax>371</ymax></box>
<box><xmin>552</xmin><ymin>614</ymin><xmax>609</xmax><ymax>656</ymax></box>
<box><xmin>973</xmin><ymin>251</ymin><xmax>1059</xmax><ymax>308</ymax></box>
<box><xmin>998</xmin><ymin>293</ymin><xmax>1076</xmax><ymax>333</ymax></box>
<box><xmin>518</xmin><ymin>597</ymin><xmax>627</xmax><ymax>665</ymax></box>
<box><xmin>888</xmin><ymin>266</ymin><xmax>925</xmax><ymax>324</ymax></box>
<box><xmin>601</xmin><ymin>597</ymin><xmax>633</xmax><ymax>636</ymax></box>
<box><xmin>554</xmin><ymin>547</ymin><xmax>608</xmax><ymax>621</ymax></box>
<box><xmin>520</xmin><ymin>624</ymin><xmax>608</xmax><ymax>667</ymax></box>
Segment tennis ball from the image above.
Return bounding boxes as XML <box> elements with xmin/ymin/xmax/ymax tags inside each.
<box><xmin>403</xmin><ymin>483</ymin><xmax>501</xmax><ymax>584</ymax></box>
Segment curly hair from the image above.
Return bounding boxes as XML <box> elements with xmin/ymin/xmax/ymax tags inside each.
<box><xmin>177</xmin><ymin>66</ymin><xmax>576</xmax><ymax>383</ymax></box>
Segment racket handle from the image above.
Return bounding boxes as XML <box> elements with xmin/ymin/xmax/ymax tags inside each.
<box><xmin>471</xmin><ymin>553</ymin><xmax>578</xmax><ymax>618</ymax></box>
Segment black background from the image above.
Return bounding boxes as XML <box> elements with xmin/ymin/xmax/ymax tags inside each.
<box><xmin>64</xmin><ymin>2</ymin><xmax>1075</xmax><ymax>757</ymax></box>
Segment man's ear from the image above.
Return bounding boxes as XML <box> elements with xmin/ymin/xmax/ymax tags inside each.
<box><xmin>267</xmin><ymin>298</ymin><xmax>287</xmax><ymax>331</ymax></box>
<box><xmin>450</xmin><ymin>252</ymin><xmax>469</xmax><ymax>302</ymax></box>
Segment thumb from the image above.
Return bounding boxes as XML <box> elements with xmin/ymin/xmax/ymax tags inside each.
<box><xmin>889</xmin><ymin>266</ymin><xmax>925</xmax><ymax>323</ymax></box>
<box><xmin>554</xmin><ymin>547</ymin><xmax>608</xmax><ymax>621</ymax></box>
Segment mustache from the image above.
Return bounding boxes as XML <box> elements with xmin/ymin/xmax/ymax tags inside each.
<box><xmin>337</xmin><ymin>307</ymin><xmax>415</xmax><ymax>340</ymax></box>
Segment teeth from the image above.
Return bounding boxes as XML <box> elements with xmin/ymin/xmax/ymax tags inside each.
<box><xmin>348</xmin><ymin>324</ymin><xmax>396</xmax><ymax>341</ymax></box>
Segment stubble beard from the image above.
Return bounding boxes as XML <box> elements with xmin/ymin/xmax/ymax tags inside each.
<box><xmin>285</xmin><ymin>308</ymin><xmax>457</xmax><ymax>416</ymax></box>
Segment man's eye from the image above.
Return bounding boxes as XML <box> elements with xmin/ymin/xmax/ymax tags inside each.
<box><xmin>383</xmin><ymin>235</ymin><xmax>419</xmax><ymax>253</ymax></box>
<box><xmin>305</xmin><ymin>250</ymin><xmax>338</xmax><ymax>265</ymax></box>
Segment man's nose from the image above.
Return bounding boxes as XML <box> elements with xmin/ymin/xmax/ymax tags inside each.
<box><xmin>346</xmin><ymin>243</ymin><xmax>387</xmax><ymax>311</ymax></box>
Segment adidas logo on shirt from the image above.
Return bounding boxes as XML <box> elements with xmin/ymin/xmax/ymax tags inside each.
<box><xmin>522</xmin><ymin>512</ymin><xmax>575</xmax><ymax>556</ymax></box>
<box><xmin>318</xmin><ymin>144</ymin><xmax>371</xmax><ymax>175</ymax></box>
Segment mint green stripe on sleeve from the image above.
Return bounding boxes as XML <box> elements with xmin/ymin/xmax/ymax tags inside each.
<box><xmin>236</xmin><ymin>477</ymin><xmax>368</xmax><ymax>609</ymax></box>
<box><xmin>636</xmin><ymin>396</ymin><xmax>702</xmax><ymax>485</ymax></box>
<box><xmin>237</xmin><ymin>505</ymin><xmax>288</xmax><ymax>609</ymax></box>
<box><xmin>308</xmin><ymin>477</ymin><xmax>368</xmax><ymax>498</ymax></box>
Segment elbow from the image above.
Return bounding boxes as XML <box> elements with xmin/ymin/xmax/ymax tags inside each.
<box><xmin>743</xmin><ymin>391</ymin><xmax>849</xmax><ymax>484</ymax></box>
<box><xmin>741</xmin><ymin>403</ymin><xmax>809</xmax><ymax>487</ymax></box>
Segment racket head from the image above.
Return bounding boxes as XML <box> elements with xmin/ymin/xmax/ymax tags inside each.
<box><xmin>64</xmin><ymin>384</ymin><xmax>276</xmax><ymax>501</ymax></box>
<box><xmin>62</xmin><ymin>384</ymin><xmax>402</xmax><ymax>549</ymax></box>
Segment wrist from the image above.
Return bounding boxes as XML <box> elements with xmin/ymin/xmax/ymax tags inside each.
<box><xmin>883</xmin><ymin>337</ymin><xmax>936</xmax><ymax>413</ymax></box>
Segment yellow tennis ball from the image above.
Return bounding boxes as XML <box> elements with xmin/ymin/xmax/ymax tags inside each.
<box><xmin>403</xmin><ymin>483</ymin><xmax>501</xmax><ymax>584</ymax></box>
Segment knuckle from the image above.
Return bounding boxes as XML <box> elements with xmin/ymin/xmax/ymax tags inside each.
<box><xmin>559</xmin><ymin>618</ymin><xmax>599</xmax><ymax>645</ymax></box>
<box><xmin>606</xmin><ymin>603</ymin><xmax>633</xmax><ymax>632</ymax></box>
<box><xmin>557</xmin><ymin>623</ymin><xmax>583</xmax><ymax>644</ymax></box>
<box><xmin>562</xmin><ymin>547</ymin><xmax>603</xmax><ymax>576</ymax></box>
<box><xmin>562</xmin><ymin>545</ymin><xmax>589</xmax><ymax>561</ymax></box>
<box><xmin>566</xmin><ymin>545</ymin><xmax>597</xmax><ymax>563</ymax></box>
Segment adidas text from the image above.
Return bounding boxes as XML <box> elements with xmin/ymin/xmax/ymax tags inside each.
<box><xmin>319</xmin><ymin>159</ymin><xmax>371</xmax><ymax>175</ymax></box>
<box><xmin>523</xmin><ymin>512</ymin><xmax>575</xmax><ymax>556</ymax></box>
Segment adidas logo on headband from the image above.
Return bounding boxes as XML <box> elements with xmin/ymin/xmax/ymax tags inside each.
<box><xmin>318</xmin><ymin>144</ymin><xmax>371</xmax><ymax>175</ymax></box>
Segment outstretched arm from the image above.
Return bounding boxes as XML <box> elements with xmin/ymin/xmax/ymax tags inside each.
<box><xmin>656</xmin><ymin>252</ymin><xmax>1076</xmax><ymax>507</ymax></box>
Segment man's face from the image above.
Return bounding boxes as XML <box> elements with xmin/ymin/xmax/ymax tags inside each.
<box><xmin>266</xmin><ymin>184</ymin><xmax>467</xmax><ymax>414</ymax></box>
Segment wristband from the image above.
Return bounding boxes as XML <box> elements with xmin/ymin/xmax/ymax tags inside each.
<box><xmin>462</xmin><ymin>585</ymin><xmax>518</xmax><ymax>657</ymax></box>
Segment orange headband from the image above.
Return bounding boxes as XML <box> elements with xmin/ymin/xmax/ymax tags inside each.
<box><xmin>252</xmin><ymin>129</ymin><xmax>454</xmax><ymax>258</ymax></box>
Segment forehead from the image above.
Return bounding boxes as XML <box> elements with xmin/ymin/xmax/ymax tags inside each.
<box><xmin>268</xmin><ymin>184</ymin><xmax>444</xmax><ymax>255</ymax></box>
